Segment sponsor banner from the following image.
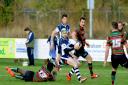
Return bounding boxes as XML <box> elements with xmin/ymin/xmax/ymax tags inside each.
<box><xmin>34</xmin><ymin>39</ymin><xmax>49</xmax><ymax>59</ymax></box>
<box><xmin>15</xmin><ymin>39</ymin><xmax>49</xmax><ymax>59</ymax></box>
<box><xmin>85</xmin><ymin>40</ymin><xmax>111</xmax><ymax>61</ymax></box>
<box><xmin>0</xmin><ymin>38</ymin><xmax>15</xmax><ymax>58</ymax></box>
<box><xmin>15</xmin><ymin>38</ymin><xmax>27</xmax><ymax>58</ymax></box>
<box><xmin>1</xmin><ymin>38</ymin><xmax>127</xmax><ymax>61</ymax></box>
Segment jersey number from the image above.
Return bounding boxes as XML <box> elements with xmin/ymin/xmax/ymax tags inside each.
<box><xmin>39</xmin><ymin>70</ymin><xmax>47</xmax><ymax>78</ymax></box>
<box><xmin>112</xmin><ymin>39</ymin><xmax>121</xmax><ymax>48</ymax></box>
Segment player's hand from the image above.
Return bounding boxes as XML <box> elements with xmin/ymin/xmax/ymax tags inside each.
<box><xmin>86</xmin><ymin>43</ymin><xmax>90</xmax><ymax>47</ymax></box>
<box><xmin>103</xmin><ymin>61</ymin><xmax>107</xmax><ymax>67</ymax></box>
<box><xmin>25</xmin><ymin>43</ymin><xmax>28</xmax><ymax>47</ymax></box>
<box><xmin>55</xmin><ymin>65</ymin><xmax>60</xmax><ymax>72</ymax></box>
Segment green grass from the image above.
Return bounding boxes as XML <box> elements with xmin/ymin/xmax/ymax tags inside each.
<box><xmin>0</xmin><ymin>59</ymin><xmax>128</xmax><ymax>85</ymax></box>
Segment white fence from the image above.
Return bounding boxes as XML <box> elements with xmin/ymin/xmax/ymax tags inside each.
<box><xmin>15</xmin><ymin>39</ymin><xmax>111</xmax><ymax>61</ymax></box>
<box><xmin>1</xmin><ymin>38</ymin><xmax>127</xmax><ymax>61</ymax></box>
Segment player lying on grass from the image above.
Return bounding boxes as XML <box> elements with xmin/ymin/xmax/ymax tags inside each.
<box><xmin>5</xmin><ymin>62</ymin><xmax>56</xmax><ymax>82</ymax></box>
<box><xmin>56</xmin><ymin>28</ymin><xmax>87</xmax><ymax>83</ymax></box>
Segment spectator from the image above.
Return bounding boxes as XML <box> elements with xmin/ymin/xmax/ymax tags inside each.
<box><xmin>24</xmin><ymin>27</ymin><xmax>35</xmax><ymax>66</ymax></box>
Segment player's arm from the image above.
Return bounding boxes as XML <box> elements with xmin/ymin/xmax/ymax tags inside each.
<box><xmin>67</xmin><ymin>26</ymin><xmax>71</xmax><ymax>37</ymax></box>
<box><xmin>51</xmin><ymin>30</ymin><xmax>56</xmax><ymax>44</ymax></box>
<box><xmin>26</xmin><ymin>32</ymin><xmax>34</xmax><ymax>43</ymax></box>
<box><xmin>104</xmin><ymin>46</ymin><xmax>110</xmax><ymax>62</ymax></box>
<box><xmin>85</xmin><ymin>41</ymin><xmax>90</xmax><ymax>47</ymax></box>
<box><xmin>104</xmin><ymin>46</ymin><xmax>110</xmax><ymax>67</ymax></box>
<box><xmin>51</xmin><ymin>27</ymin><xmax>59</xmax><ymax>49</ymax></box>
<box><xmin>104</xmin><ymin>37</ymin><xmax>111</xmax><ymax>66</ymax></box>
<box><xmin>55</xmin><ymin>45</ymin><xmax>61</xmax><ymax>71</ymax></box>
<box><xmin>55</xmin><ymin>53</ymin><xmax>61</xmax><ymax>71</ymax></box>
<box><xmin>74</xmin><ymin>42</ymin><xmax>82</xmax><ymax>50</ymax></box>
<box><xmin>68</xmin><ymin>52</ymin><xmax>76</xmax><ymax>59</ymax></box>
<box><xmin>25</xmin><ymin>32</ymin><xmax>34</xmax><ymax>47</ymax></box>
<box><xmin>84</xmin><ymin>33</ymin><xmax>90</xmax><ymax>47</ymax></box>
<box><xmin>64</xmin><ymin>44</ymin><xmax>78</xmax><ymax>58</ymax></box>
<box><xmin>124</xmin><ymin>42</ymin><xmax>128</xmax><ymax>48</ymax></box>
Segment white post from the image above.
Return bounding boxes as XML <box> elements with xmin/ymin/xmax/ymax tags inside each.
<box><xmin>89</xmin><ymin>9</ymin><xmax>93</xmax><ymax>38</ymax></box>
<box><xmin>87</xmin><ymin>0</ymin><xmax>94</xmax><ymax>38</ymax></box>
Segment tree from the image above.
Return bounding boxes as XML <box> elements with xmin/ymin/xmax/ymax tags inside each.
<box><xmin>0</xmin><ymin>0</ymin><xmax>14</xmax><ymax>26</ymax></box>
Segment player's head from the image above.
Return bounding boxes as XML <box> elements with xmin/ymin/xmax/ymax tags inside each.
<box><xmin>118</xmin><ymin>21</ymin><xmax>124</xmax><ymax>32</ymax></box>
<box><xmin>24</xmin><ymin>27</ymin><xmax>31</xmax><ymax>34</ymax></box>
<box><xmin>112</xmin><ymin>21</ymin><xmax>118</xmax><ymax>30</ymax></box>
<box><xmin>80</xmin><ymin>17</ymin><xmax>85</xmax><ymax>27</ymax></box>
<box><xmin>61</xmin><ymin>14</ymin><xmax>68</xmax><ymax>25</ymax></box>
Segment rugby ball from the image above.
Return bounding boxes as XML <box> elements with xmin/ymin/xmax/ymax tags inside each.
<box><xmin>74</xmin><ymin>42</ymin><xmax>81</xmax><ymax>50</ymax></box>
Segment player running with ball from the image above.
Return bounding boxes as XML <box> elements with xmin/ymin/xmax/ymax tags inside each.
<box><xmin>66</xmin><ymin>17</ymin><xmax>99</xmax><ymax>81</ymax></box>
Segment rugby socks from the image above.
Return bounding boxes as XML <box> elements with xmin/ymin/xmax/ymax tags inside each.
<box><xmin>47</xmin><ymin>61</ymin><xmax>54</xmax><ymax>72</ymax></box>
<box><xmin>111</xmin><ymin>71</ymin><xmax>116</xmax><ymax>85</ymax></box>
<box><xmin>5</xmin><ymin>67</ymin><xmax>15</xmax><ymax>77</ymax></box>
<box><xmin>74</xmin><ymin>67</ymin><xmax>81</xmax><ymax>81</ymax></box>
<box><xmin>88</xmin><ymin>63</ymin><xmax>93</xmax><ymax>75</ymax></box>
<box><xmin>11</xmin><ymin>68</ymin><xmax>19</xmax><ymax>73</ymax></box>
<box><xmin>69</xmin><ymin>67</ymin><xmax>75</xmax><ymax>77</ymax></box>
<box><xmin>15</xmin><ymin>75</ymin><xmax>23</xmax><ymax>79</ymax></box>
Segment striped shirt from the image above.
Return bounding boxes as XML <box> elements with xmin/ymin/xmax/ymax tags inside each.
<box><xmin>33</xmin><ymin>67</ymin><xmax>54</xmax><ymax>82</ymax></box>
<box><xmin>106</xmin><ymin>31</ymin><xmax>126</xmax><ymax>55</ymax></box>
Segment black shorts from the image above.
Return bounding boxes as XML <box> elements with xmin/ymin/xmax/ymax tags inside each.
<box><xmin>74</xmin><ymin>47</ymin><xmax>88</xmax><ymax>58</ymax></box>
<box><xmin>111</xmin><ymin>54</ymin><xmax>128</xmax><ymax>69</ymax></box>
<box><xmin>23</xmin><ymin>71</ymin><xmax>35</xmax><ymax>81</ymax></box>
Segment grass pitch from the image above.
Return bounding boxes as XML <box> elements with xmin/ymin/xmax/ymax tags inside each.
<box><xmin>0</xmin><ymin>59</ymin><xmax>128</xmax><ymax>85</ymax></box>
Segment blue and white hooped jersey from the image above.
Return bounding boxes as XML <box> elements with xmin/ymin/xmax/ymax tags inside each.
<box><xmin>55</xmin><ymin>23</ymin><xmax>70</xmax><ymax>38</ymax></box>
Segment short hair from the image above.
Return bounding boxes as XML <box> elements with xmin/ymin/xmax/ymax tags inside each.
<box><xmin>61</xmin><ymin>14</ymin><xmax>68</xmax><ymax>19</ymax></box>
<box><xmin>80</xmin><ymin>17</ymin><xmax>85</xmax><ymax>21</ymax></box>
<box><xmin>24</xmin><ymin>27</ymin><xmax>31</xmax><ymax>31</ymax></box>
<box><xmin>118</xmin><ymin>21</ymin><xmax>125</xmax><ymax>26</ymax></box>
<box><xmin>112</xmin><ymin>22</ymin><xmax>118</xmax><ymax>29</ymax></box>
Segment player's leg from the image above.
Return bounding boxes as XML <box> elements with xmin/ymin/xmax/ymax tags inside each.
<box><xmin>82</xmin><ymin>50</ymin><xmax>98</xmax><ymax>79</ymax></box>
<box><xmin>5</xmin><ymin>67</ymin><xmax>26</xmax><ymax>79</ymax></box>
<box><xmin>85</xmin><ymin>55</ymin><xmax>95</xmax><ymax>77</ymax></box>
<box><xmin>111</xmin><ymin>68</ymin><xmax>117</xmax><ymax>85</ymax></box>
<box><xmin>111</xmin><ymin>55</ymin><xmax>119</xmax><ymax>85</ymax></box>
<box><xmin>67</xmin><ymin>57</ymin><xmax>87</xmax><ymax>83</ymax></box>
<box><xmin>66</xmin><ymin>49</ymin><xmax>82</xmax><ymax>80</ymax></box>
<box><xmin>119</xmin><ymin>54</ymin><xmax>128</xmax><ymax>68</ymax></box>
<box><xmin>5</xmin><ymin>67</ymin><xmax>15</xmax><ymax>77</ymax></box>
<box><xmin>67</xmin><ymin>58</ymin><xmax>80</xmax><ymax>80</ymax></box>
<box><xmin>22</xmin><ymin>70</ymin><xmax>35</xmax><ymax>81</ymax></box>
<box><xmin>47</xmin><ymin>59</ymin><xmax>55</xmax><ymax>72</ymax></box>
